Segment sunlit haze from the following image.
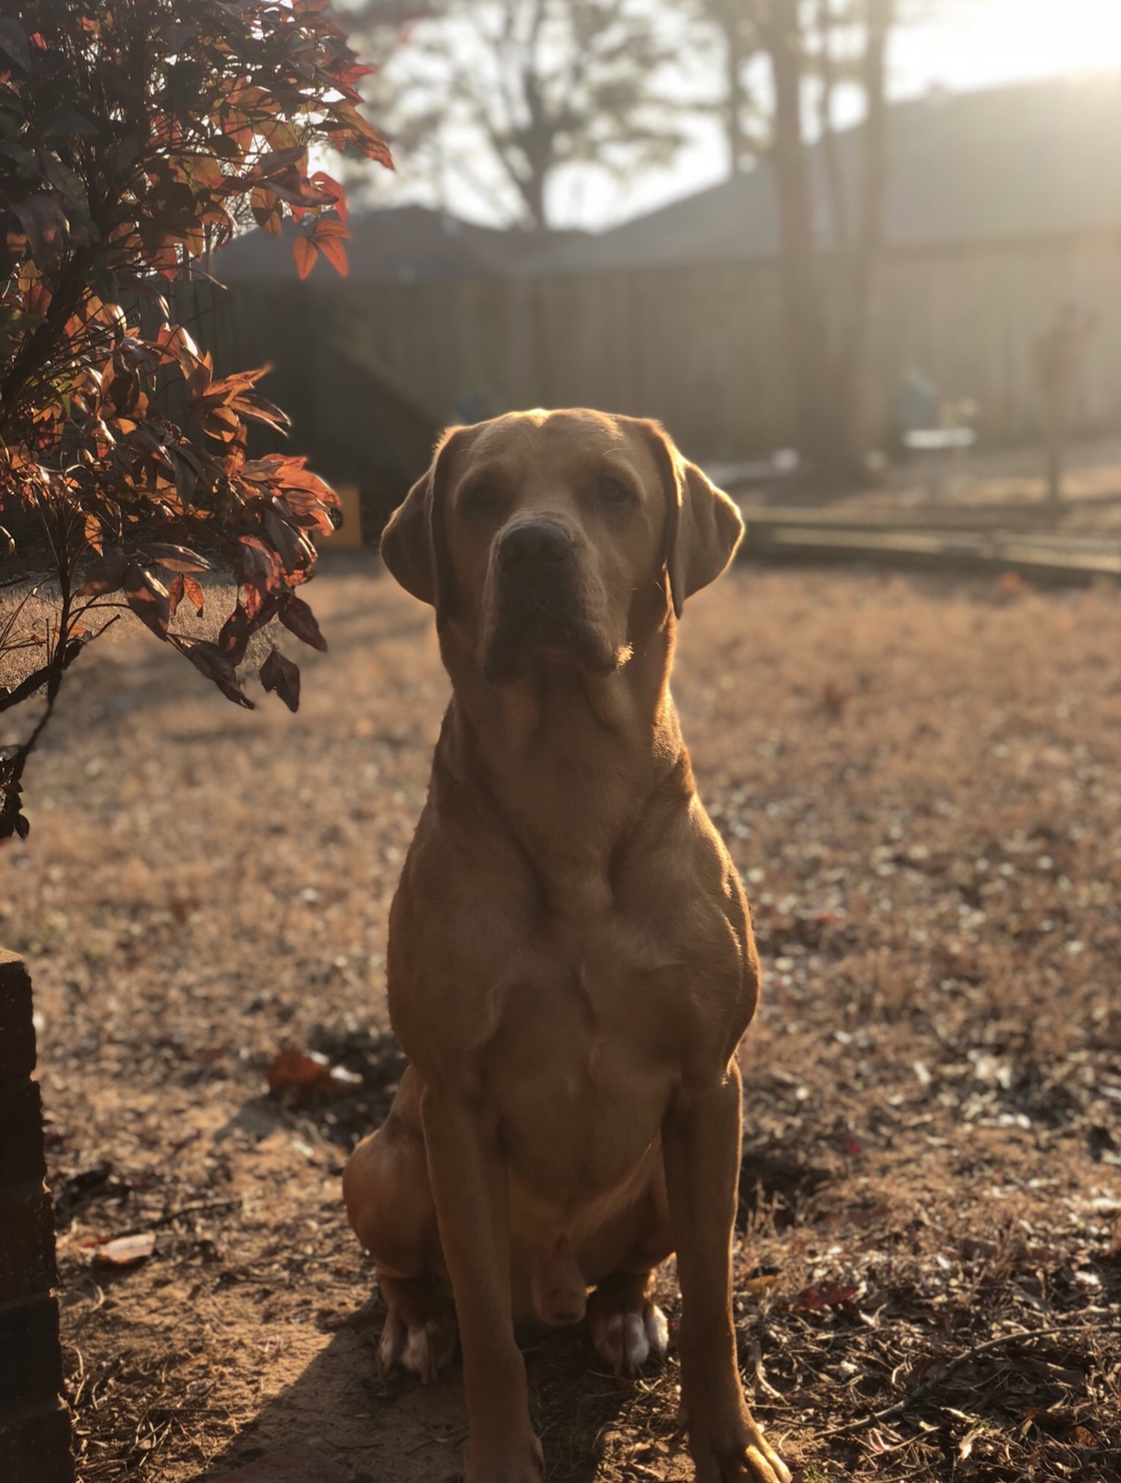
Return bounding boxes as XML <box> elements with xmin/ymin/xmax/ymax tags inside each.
<box><xmin>575</xmin><ymin>0</ymin><xmax>1121</xmax><ymax>230</ymax></box>
<box><xmin>436</xmin><ymin>0</ymin><xmax>1121</xmax><ymax>229</ymax></box>
<box><xmin>894</xmin><ymin>0</ymin><xmax>1121</xmax><ymax>97</ymax></box>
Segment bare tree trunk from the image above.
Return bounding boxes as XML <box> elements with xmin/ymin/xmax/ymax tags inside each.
<box><xmin>516</xmin><ymin>165</ymin><xmax>549</xmax><ymax>231</ymax></box>
<box><xmin>1044</xmin><ymin>406</ymin><xmax>1064</xmax><ymax>506</ymax></box>
<box><xmin>836</xmin><ymin>0</ymin><xmax>890</xmax><ymax>472</ymax></box>
<box><xmin>757</xmin><ymin>0</ymin><xmax>895</xmax><ymax>486</ymax></box>
<box><xmin>720</xmin><ymin>7</ymin><xmax>751</xmax><ymax>174</ymax></box>
<box><xmin>761</xmin><ymin>0</ymin><xmax>836</xmax><ymax>471</ymax></box>
<box><xmin>1034</xmin><ymin>304</ymin><xmax>1095</xmax><ymax>508</ymax></box>
<box><xmin>816</xmin><ymin>0</ymin><xmax>849</xmax><ymax>252</ymax></box>
<box><xmin>507</xmin><ymin>63</ymin><xmax>554</xmax><ymax>230</ymax></box>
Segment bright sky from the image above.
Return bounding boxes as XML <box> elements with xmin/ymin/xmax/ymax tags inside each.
<box><xmin>565</xmin><ymin>0</ymin><xmax>1121</xmax><ymax>229</ymax></box>
<box><xmin>363</xmin><ymin>0</ymin><xmax>1121</xmax><ymax>230</ymax></box>
<box><xmin>894</xmin><ymin>0</ymin><xmax>1121</xmax><ymax>97</ymax></box>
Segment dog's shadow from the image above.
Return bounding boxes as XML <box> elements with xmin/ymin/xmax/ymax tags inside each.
<box><xmin>195</xmin><ymin>1036</ymin><xmax>692</xmax><ymax>1482</ymax></box>
<box><xmin>190</xmin><ymin>1045</ymin><xmax>819</xmax><ymax>1482</ymax></box>
<box><xmin>195</xmin><ymin>1299</ymin><xmax>686</xmax><ymax>1483</ymax></box>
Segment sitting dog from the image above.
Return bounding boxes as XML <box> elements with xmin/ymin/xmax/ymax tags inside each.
<box><xmin>344</xmin><ymin>409</ymin><xmax>790</xmax><ymax>1483</ymax></box>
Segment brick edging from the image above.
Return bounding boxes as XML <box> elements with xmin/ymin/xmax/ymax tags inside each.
<box><xmin>0</xmin><ymin>949</ymin><xmax>74</xmax><ymax>1482</ymax></box>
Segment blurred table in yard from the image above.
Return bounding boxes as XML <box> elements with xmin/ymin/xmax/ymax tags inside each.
<box><xmin>903</xmin><ymin>426</ymin><xmax>977</xmax><ymax>498</ymax></box>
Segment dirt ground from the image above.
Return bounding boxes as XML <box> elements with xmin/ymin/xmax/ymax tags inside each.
<box><xmin>3</xmin><ymin>552</ymin><xmax>1120</xmax><ymax>1483</ymax></box>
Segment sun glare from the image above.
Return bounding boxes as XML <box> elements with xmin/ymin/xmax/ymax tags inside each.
<box><xmin>895</xmin><ymin>0</ymin><xmax>1121</xmax><ymax>96</ymax></box>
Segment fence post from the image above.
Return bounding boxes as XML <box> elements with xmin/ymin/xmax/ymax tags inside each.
<box><xmin>0</xmin><ymin>950</ymin><xmax>74</xmax><ymax>1482</ymax></box>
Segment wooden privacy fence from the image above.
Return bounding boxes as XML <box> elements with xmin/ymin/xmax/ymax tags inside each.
<box><xmin>181</xmin><ymin>227</ymin><xmax>1121</xmax><ymax>478</ymax></box>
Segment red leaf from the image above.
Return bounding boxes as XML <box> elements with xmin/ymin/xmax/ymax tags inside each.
<box><xmin>238</xmin><ymin>534</ymin><xmax>283</xmax><ymax>595</ymax></box>
<box><xmin>316</xmin><ymin>233</ymin><xmax>347</xmax><ymax>277</ymax></box>
<box><xmin>260</xmin><ymin>646</ymin><xmax>300</xmax><ymax>712</ymax></box>
<box><xmin>311</xmin><ymin>216</ymin><xmax>349</xmax><ymax>239</ymax></box>
<box><xmin>13</xmin><ymin>194</ymin><xmax>69</xmax><ymax>260</ymax></box>
<box><xmin>267</xmin><ymin>1044</ymin><xmax>359</xmax><ymax>1105</ymax></box>
<box><xmin>309</xmin><ymin>169</ymin><xmax>348</xmax><ymax>223</ymax></box>
<box><xmin>292</xmin><ymin>234</ymin><xmax>316</xmax><ymax>280</ymax></box>
<box><xmin>166</xmin><ymin>573</ymin><xmax>185</xmax><ymax>616</ymax></box>
<box><xmin>137</xmin><ymin>542</ymin><xmax>213</xmax><ymax>573</ymax></box>
<box><xmin>278</xmin><ymin>593</ymin><xmax>327</xmax><ymax>652</ymax></box>
<box><xmin>793</xmin><ymin>1283</ymin><xmax>858</xmax><ymax>1312</ymax></box>
<box><xmin>170</xmin><ymin>635</ymin><xmax>254</xmax><ymax>709</ymax></box>
<box><xmin>197</xmin><ymin>402</ymin><xmax>241</xmax><ymax>442</ymax></box>
<box><xmin>76</xmin><ymin>551</ymin><xmax>127</xmax><ymax>596</ymax></box>
<box><xmin>263</xmin><ymin>508</ymin><xmax>315</xmax><ymax>573</ymax></box>
<box><xmin>250</xmin><ymin>185</ymin><xmax>283</xmax><ymax>235</ymax></box>
<box><xmin>82</xmin><ymin>512</ymin><xmax>104</xmax><ymax>554</ymax></box>
<box><xmin>267</xmin><ymin>1045</ymin><xmax>331</xmax><ymax>1102</ymax></box>
<box><xmin>123</xmin><ymin>563</ymin><xmax>170</xmax><ymax>639</ymax></box>
<box><xmin>218</xmin><ymin>604</ymin><xmax>250</xmax><ymax>662</ymax></box>
<box><xmin>243</xmin><ymin>582</ymin><xmax>269</xmax><ymax>622</ymax></box>
<box><xmin>181</xmin><ymin>573</ymin><xmax>205</xmax><ymax>615</ymax></box>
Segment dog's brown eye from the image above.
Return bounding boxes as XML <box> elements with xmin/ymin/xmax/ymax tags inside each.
<box><xmin>598</xmin><ymin>476</ymin><xmax>633</xmax><ymax>507</ymax></box>
<box><xmin>462</xmin><ymin>482</ymin><xmax>502</xmax><ymax>515</ymax></box>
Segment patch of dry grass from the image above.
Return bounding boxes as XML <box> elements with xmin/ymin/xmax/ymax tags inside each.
<box><xmin>3</xmin><ymin>554</ymin><xmax>1119</xmax><ymax>1482</ymax></box>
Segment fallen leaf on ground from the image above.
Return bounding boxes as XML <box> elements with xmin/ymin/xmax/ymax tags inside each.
<box><xmin>89</xmin><ymin>1232</ymin><xmax>156</xmax><ymax>1266</ymax></box>
<box><xmin>267</xmin><ymin>1045</ymin><xmax>363</xmax><ymax>1105</ymax></box>
<box><xmin>794</xmin><ymin>1282</ymin><xmax>858</xmax><ymax>1311</ymax></box>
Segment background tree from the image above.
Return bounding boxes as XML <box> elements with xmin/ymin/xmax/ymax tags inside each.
<box><xmin>750</xmin><ymin>1</ymin><xmax>982</xmax><ymax>481</ymax></box>
<box><xmin>749</xmin><ymin>0</ymin><xmax>894</xmax><ymax>482</ymax></box>
<box><xmin>1034</xmin><ymin>302</ymin><xmax>1097</xmax><ymax>507</ymax></box>
<box><xmin>0</xmin><ymin>0</ymin><xmax>392</xmax><ymax>841</ymax></box>
<box><xmin>688</xmin><ymin>0</ymin><xmax>765</xmax><ymax>177</ymax></box>
<box><xmin>343</xmin><ymin>0</ymin><xmax>687</xmax><ymax>229</ymax></box>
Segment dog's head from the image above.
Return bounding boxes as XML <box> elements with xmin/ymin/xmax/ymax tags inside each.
<box><xmin>380</xmin><ymin>409</ymin><xmax>742</xmax><ymax>683</ymax></box>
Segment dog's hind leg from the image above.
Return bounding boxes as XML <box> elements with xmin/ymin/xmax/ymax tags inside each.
<box><xmin>343</xmin><ymin>1068</ymin><xmax>457</xmax><ymax>1382</ymax></box>
<box><xmin>587</xmin><ymin>1269</ymin><xmax>669</xmax><ymax>1376</ymax></box>
<box><xmin>374</xmin><ymin>1273</ymin><xmax>457</xmax><ymax>1383</ymax></box>
<box><xmin>582</xmin><ymin>1178</ymin><xmax>673</xmax><ymax>1376</ymax></box>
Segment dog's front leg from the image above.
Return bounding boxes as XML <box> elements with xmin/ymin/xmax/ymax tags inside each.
<box><xmin>663</xmin><ymin>1062</ymin><xmax>791</xmax><ymax>1483</ymax></box>
<box><xmin>420</xmin><ymin>1084</ymin><xmax>544</xmax><ymax>1482</ymax></box>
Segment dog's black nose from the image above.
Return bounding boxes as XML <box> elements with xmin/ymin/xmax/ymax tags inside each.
<box><xmin>498</xmin><ymin>520</ymin><xmax>573</xmax><ymax>568</ymax></box>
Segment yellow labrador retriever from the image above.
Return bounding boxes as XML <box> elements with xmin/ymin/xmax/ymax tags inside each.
<box><xmin>344</xmin><ymin>409</ymin><xmax>790</xmax><ymax>1483</ymax></box>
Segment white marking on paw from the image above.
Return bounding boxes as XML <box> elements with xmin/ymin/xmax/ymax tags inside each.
<box><xmin>643</xmin><ymin>1302</ymin><xmax>669</xmax><ymax>1359</ymax></box>
<box><xmin>378</xmin><ymin>1314</ymin><xmax>404</xmax><ymax>1374</ymax></box>
<box><xmin>592</xmin><ymin>1301</ymin><xmax>668</xmax><ymax>1376</ymax></box>
<box><xmin>379</xmin><ymin>1311</ymin><xmax>455</xmax><ymax>1383</ymax></box>
<box><xmin>619</xmin><ymin>1312</ymin><xmax>651</xmax><ymax>1374</ymax></box>
<box><xmin>401</xmin><ymin>1319</ymin><xmax>452</xmax><ymax>1383</ymax></box>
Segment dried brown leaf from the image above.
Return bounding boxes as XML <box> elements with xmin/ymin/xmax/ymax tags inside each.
<box><xmin>260</xmin><ymin>645</ymin><xmax>300</xmax><ymax>712</ymax></box>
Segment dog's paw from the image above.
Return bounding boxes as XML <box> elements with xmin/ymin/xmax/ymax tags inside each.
<box><xmin>378</xmin><ymin>1308</ymin><xmax>457</xmax><ymax>1383</ymax></box>
<box><xmin>687</xmin><ymin>1412</ymin><xmax>792</xmax><ymax>1483</ymax></box>
<box><xmin>589</xmin><ymin>1296</ymin><xmax>668</xmax><ymax>1376</ymax></box>
<box><xmin>465</xmin><ymin>1431</ymin><xmax>545</xmax><ymax>1483</ymax></box>
<box><xmin>700</xmin><ymin>1438</ymin><xmax>791</xmax><ymax>1483</ymax></box>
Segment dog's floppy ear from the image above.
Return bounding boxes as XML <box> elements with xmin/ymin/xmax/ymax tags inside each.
<box><xmin>639</xmin><ymin>420</ymin><xmax>744</xmax><ymax>618</ymax></box>
<box><xmin>379</xmin><ymin>427</ymin><xmax>464</xmax><ymax>628</ymax></box>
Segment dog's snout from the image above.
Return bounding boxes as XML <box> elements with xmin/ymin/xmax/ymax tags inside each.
<box><xmin>498</xmin><ymin>520</ymin><xmax>573</xmax><ymax>569</ymax></box>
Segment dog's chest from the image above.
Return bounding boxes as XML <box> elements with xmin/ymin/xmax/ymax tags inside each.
<box><xmin>482</xmin><ymin>936</ymin><xmax>696</xmax><ymax>1202</ymax></box>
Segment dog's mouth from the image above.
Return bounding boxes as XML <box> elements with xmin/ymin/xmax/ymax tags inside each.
<box><xmin>481</xmin><ymin>572</ymin><xmax>619</xmax><ymax>683</ymax></box>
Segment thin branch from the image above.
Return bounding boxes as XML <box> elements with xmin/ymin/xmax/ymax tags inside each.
<box><xmin>0</xmin><ymin>583</ymin><xmax>42</xmax><ymax>653</ymax></box>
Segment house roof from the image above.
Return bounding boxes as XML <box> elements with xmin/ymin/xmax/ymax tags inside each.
<box><xmin>520</xmin><ymin>74</ymin><xmax>1121</xmax><ymax>276</ymax></box>
<box><xmin>214</xmin><ymin>203</ymin><xmax>588</xmax><ymax>283</ymax></box>
<box><xmin>215</xmin><ymin>76</ymin><xmax>1121</xmax><ymax>285</ymax></box>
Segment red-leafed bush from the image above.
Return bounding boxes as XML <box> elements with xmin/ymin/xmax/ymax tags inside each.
<box><xmin>0</xmin><ymin>0</ymin><xmax>392</xmax><ymax>840</ymax></box>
